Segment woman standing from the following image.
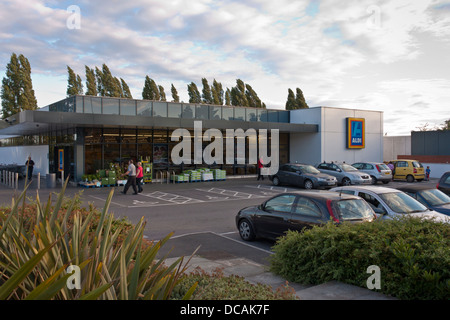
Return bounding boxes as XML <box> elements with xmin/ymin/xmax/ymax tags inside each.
<box><xmin>136</xmin><ymin>162</ymin><xmax>144</xmax><ymax>193</ymax></box>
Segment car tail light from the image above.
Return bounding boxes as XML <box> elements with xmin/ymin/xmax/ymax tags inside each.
<box><xmin>376</xmin><ymin>165</ymin><xmax>381</xmax><ymax>173</ymax></box>
<box><xmin>326</xmin><ymin>200</ymin><xmax>339</xmax><ymax>223</ymax></box>
<box><xmin>413</xmin><ymin>168</ymin><xmax>417</xmax><ymax>173</ymax></box>
<box><xmin>437</xmin><ymin>182</ymin><xmax>440</xmax><ymax>189</ymax></box>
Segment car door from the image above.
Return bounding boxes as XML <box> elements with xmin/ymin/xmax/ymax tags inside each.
<box><xmin>255</xmin><ymin>194</ymin><xmax>297</xmax><ymax>239</ymax></box>
<box><xmin>357</xmin><ymin>191</ymin><xmax>388</xmax><ymax>216</ymax></box>
<box><xmin>394</xmin><ymin>161</ymin><xmax>408</xmax><ymax>180</ymax></box>
<box><xmin>289</xmin><ymin>165</ymin><xmax>304</xmax><ymax>186</ymax></box>
<box><xmin>289</xmin><ymin>196</ymin><xmax>324</xmax><ymax>231</ymax></box>
<box><xmin>276</xmin><ymin>165</ymin><xmax>291</xmax><ymax>184</ymax></box>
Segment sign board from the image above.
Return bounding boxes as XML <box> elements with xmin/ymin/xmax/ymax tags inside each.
<box><xmin>347</xmin><ymin>118</ymin><xmax>365</xmax><ymax>149</ymax></box>
<box><xmin>58</xmin><ymin>149</ymin><xmax>64</xmax><ymax>172</ymax></box>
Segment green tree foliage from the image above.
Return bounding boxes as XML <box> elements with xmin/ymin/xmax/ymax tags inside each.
<box><xmin>66</xmin><ymin>66</ymin><xmax>84</xmax><ymax>97</ymax></box>
<box><xmin>229</xmin><ymin>79</ymin><xmax>264</xmax><ymax>108</ymax></box>
<box><xmin>142</xmin><ymin>76</ymin><xmax>160</xmax><ymax>100</ymax></box>
<box><xmin>171</xmin><ymin>84</ymin><xmax>180</xmax><ymax>102</ymax></box>
<box><xmin>92</xmin><ymin>64</ymin><xmax>131</xmax><ymax>98</ymax></box>
<box><xmin>225</xmin><ymin>88</ymin><xmax>231</xmax><ymax>106</ymax></box>
<box><xmin>245</xmin><ymin>84</ymin><xmax>263</xmax><ymax>108</ymax></box>
<box><xmin>201</xmin><ymin>78</ymin><xmax>213</xmax><ymax>104</ymax></box>
<box><xmin>285</xmin><ymin>89</ymin><xmax>296</xmax><ymax>110</ymax></box>
<box><xmin>211</xmin><ymin>79</ymin><xmax>224</xmax><ymax>105</ymax></box>
<box><xmin>158</xmin><ymin>85</ymin><xmax>166</xmax><ymax>101</ymax></box>
<box><xmin>120</xmin><ymin>78</ymin><xmax>133</xmax><ymax>99</ymax></box>
<box><xmin>1</xmin><ymin>53</ymin><xmax>38</xmax><ymax>118</ymax></box>
<box><xmin>85</xmin><ymin>66</ymin><xmax>97</xmax><ymax>96</ymax></box>
<box><xmin>285</xmin><ymin>87</ymin><xmax>309</xmax><ymax>110</ymax></box>
<box><xmin>187</xmin><ymin>82</ymin><xmax>201</xmax><ymax>103</ymax></box>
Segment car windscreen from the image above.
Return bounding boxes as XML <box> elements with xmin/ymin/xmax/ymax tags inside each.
<box><xmin>341</xmin><ymin>164</ymin><xmax>358</xmax><ymax>172</ymax></box>
<box><xmin>419</xmin><ymin>189</ymin><xmax>450</xmax><ymax>206</ymax></box>
<box><xmin>378</xmin><ymin>163</ymin><xmax>390</xmax><ymax>170</ymax></box>
<box><xmin>379</xmin><ymin>192</ymin><xmax>429</xmax><ymax>214</ymax></box>
<box><xmin>299</xmin><ymin>165</ymin><xmax>320</xmax><ymax>174</ymax></box>
<box><xmin>335</xmin><ymin>199</ymin><xmax>374</xmax><ymax>220</ymax></box>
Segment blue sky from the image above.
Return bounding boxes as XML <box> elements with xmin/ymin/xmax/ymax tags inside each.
<box><xmin>1</xmin><ymin>0</ymin><xmax>450</xmax><ymax>135</ymax></box>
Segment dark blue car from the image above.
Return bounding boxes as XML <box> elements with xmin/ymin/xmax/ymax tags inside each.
<box><xmin>397</xmin><ymin>186</ymin><xmax>450</xmax><ymax>216</ymax></box>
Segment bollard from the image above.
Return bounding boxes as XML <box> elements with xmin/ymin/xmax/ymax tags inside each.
<box><xmin>38</xmin><ymin>172</ymin><xmax>40</xmax><ymax>189</ymax></box>
<box><xmin>15</xmin><ymin>173</ymin><xmax>18</xmax><ymax>190</ymax></box>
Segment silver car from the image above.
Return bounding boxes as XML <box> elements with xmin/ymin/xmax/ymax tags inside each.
<box><xmin>330</xmin><ymin>186</ymin><xmax>450</xmax><ymax>223</ymax></box>
<box><xmin>352</xmin><ymin>162</ymin><xmax>392</xmax><ymax>185</ymax></box>
<box><xmin>316</xmin><ymin>162</ymin><xmax>372</xmax><ymax>186</ymax></box>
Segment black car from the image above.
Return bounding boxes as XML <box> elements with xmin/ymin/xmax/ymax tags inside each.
<box><xmin>397</xmin><ymin>185</ymin><xmax>450</xmax><ymax>216</ymax></box>
<box><xmin>270</xmin><ymin>163</ymin><xmax>337</xmax><ymax>189</ymax></box>
<box><xmin>236</xmin><ymin>191</ymin><xmax>375</xmax><ymax>241</ymax></box>
<box><xmin>437</xmin><ymin>172</ymin><xmax>450</xmax><ymax>195</ymax></box>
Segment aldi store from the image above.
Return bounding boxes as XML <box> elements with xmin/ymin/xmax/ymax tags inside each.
<box><xmin>0</xmin><ymin>95</ymin><xmax>384</xmax><ymax>182</ymax></box>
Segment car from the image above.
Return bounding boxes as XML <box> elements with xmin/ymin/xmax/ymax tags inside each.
<box><xmin>351</xmin><ymin>162</ymin><xmax>392</xmax><ymax>185</ymax></box>
<box><xmin>236</xmin><ymin>191</ymin><xmax>376</xmax><ymax>241</ymax></box>
<box><xmin>270</xmin><ymin>163</ymin><xmax>337</xmax><ymax>189</ymax></box>
<box><xmin>396</xmin><ymin>185</ymin><xmax>450</xmax><ymax>216</ymax></box>
<box><xmin>390</xmin><ymin>159</ymin><xmax>425</xmax><ymax>182</ymax></box>
<box><xmin>330</xmin><ymin>186</ymin><xmax>450</xmax><ymax>223</ymax></box>
<box><xmin>316</xmin><ymin>162</ymin><xmax>372</xmax><ymax>186</ymax></box>
<box><xmin>437</xmin><ymin>171</ymin><xmax>450</xmax><ymax>195</ymax></box>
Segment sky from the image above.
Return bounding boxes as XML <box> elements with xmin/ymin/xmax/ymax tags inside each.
<box><xmin>0</xmin><ymin>0</ymin><xmax>449</xmax><ymax>135</ymax></box>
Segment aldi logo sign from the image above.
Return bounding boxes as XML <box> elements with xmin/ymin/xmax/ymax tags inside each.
<box><xmin>347</xmin><ymin>118</ymin><xmax>365</xmax><ymax>149</ymax></box>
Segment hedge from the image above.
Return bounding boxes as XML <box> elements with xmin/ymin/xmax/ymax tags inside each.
<box><xmin>270</xmin><ymin>217</ymin><xmax>450</xmax><ymax>300</ymax></box>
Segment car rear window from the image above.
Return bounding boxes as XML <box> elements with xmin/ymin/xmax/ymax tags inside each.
<box><xmin>378</xmin><ymin>163</ymin><xmax>390</xmax><ymax>170</ymax></box>
<box><xmin>335</xmin><ymin>199</ymin><xmax>374</xmax><ymax>220</ymax></box>
<box><xmin>412</xmin><ymin>161</ymin><xmax>423</xmax><ymax>168</ymax></box>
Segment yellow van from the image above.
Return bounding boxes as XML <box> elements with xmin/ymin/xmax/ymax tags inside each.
<box><xmin>390</xmin><ymin>160</ymin><xmax>425</xmax><ymax>182</ymax></box>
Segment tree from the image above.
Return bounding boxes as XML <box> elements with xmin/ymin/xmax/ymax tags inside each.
<box><xmin>230</xmin><ymin>79</ymin><xmax>248</xmax><ymax>107</ymax></box>
<box><xmin>285</xmin><ymin>89</ymin><xmax>296</xmax><ymax>110</ymax></box>
<box><xmin>295</xmin><ymin>88</ymin><xmax>309</xmax><ymax>109</ymax></box>
<box><xmin>245</xmin><ymin>84</ymin><xmax>262</xmax><ymax>108</ymax></box>
<box><xmin>201</xmin><ymin>78</ymin><xmax>213</xmax><ymax>104</ymax></box>
<box><xmin>158</xmin><ymin>85</ymin><xmax>166</xmax><ymax>101</ymax></box>
<box><xmin>187</xmin><ymin>82</ymin><xmax>201</xmax><ymax>103</ymax></box>
<box><xmin>142</xmin><ymin>76</ymin><xmax>160</xmax><ymax>100</ymax></box>
<box><xmin>1</xmin><ymin>53</ymin><xmax>38</xmax><ymax>118</ymax></box>
<box><xmin>85</xmin><ymin>66</ymin><xmax>97</xmax><ymax>96</ymax></box>
<box><xmin>171</xmin><ymin>84</ymin><xmax>180</xmax><ymax>102</ymax></box>
<box><xmin>120</xmin><ymin>78</ymin><xmax>133</xmax><ymax>99</ymax></box>
<box><xmin>225</xmin><ymin>88</ymin><xmax>231</xmax><ymax>106</ymax></box>
<box><xmin>211</xmin><ymin>79</ymin><xmax>224</xmax><ymax>105</ymax></box>
<box><xmin>67</xmin><ymin>66</ymin><xmax>83</xmax><ymax>97</ymax></box>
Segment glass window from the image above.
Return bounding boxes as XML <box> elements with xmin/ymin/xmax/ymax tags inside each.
<box><xmin>257</xmin><ymin>109</ymin><xmax>267</xmax><ymax>122</ymax></box>
<box><xmin>168</xmin><ymin>103</ymin><xmax>182</xmax><ymax>118</ymax></box>
<box><xmin>102</xmin><ymin>98</ymin><xmax>119</xmax><ymax>115</ymax></box>
<box><xmin>196</xmin><ymin>105</ymin><xmax>209</xmax><ymax>120</ymax></box>
<box><xmin>246</xmin><ymin>109</ymin><xmax>257</xmax><ymax>122</ymax></box>
<box><xmin>120</xmin><ymin>99</ymin><xmax>136</xmax><ymax>116</ymax></box>
<box><xmin>379</xmin><ymin>192</ymin><xmax>429</xmax><ymax>214</ymax></box>
<box><xmin>294</xmin><ymin>197</ymin><xmax>322</xmax><ymax>217</ymax></box>
<box><xmin>358</xmin><ymin>192</ymin><xmax>387</xmax><ymax>214</ymax></box>
<box><xmin>264</xmin><ymin>195</ymin><xmax>296</xmax><ymax>213</ymax></box>
<box><xmin>210</xmin><ymin>106</ymin><xmax>222</xmax><ymax>120</ymax></box>
<box><xmin>91</xmin><ymin>97</ymin><xmax>102</xmax><ymax>114</ymax></box>
<box><xmin>267</xmin><ymin>110</ymin><xmax>278</xmax><ymax>122</ymax></box>
<box><xmin>153</xmin><ymin>102</ymin><xmax>167</xmax><ymax>117</ymax></box>
<box><xmin>234</xmin><ymin>108</ymin><xmax>245</xmax><ymax>121</ymax></box>
<box><xmin>103</xmin><ymin>128</ymin><xmax>119</xmax><ymax>144</ymax></box>
<box><xmin>182</xmin><ymin>104</ymin><xmax>195</xmax><ymax>119</ymax></box>
<box><xmin>335</xmin><ymin>199</ymin><xmax>374</xmax><ymax>220</ymax></box>
<box><xmin>121</xmin><ymin>129</ymin><xmax>136</xmax><ymax>144</ymax></box>
<box><xmin>153</xmin><ymin>130</ymin><xmax>168</xmax><ymax>143</ymax></box>
<box><xmin>222</xmin><ymin>107</ymin><xmax>234</xmax><ymax>121</ymax></box>
<box><xmin>137</xmin><ymin>101</ymin><xmax>152</xmax><ymax>116</ymax></box>
<box><xmin>418</xmin><ymin>189</ymin><xmax>450</xmax><ymax>206</ymax></box>
<box><xmin>75</xmin><ymin>96</ymin><xmax>83</xmax><ymax>113</ymax></box>
<box><xmin>83</xmin><ymin>96</ymin><xmax>92</xmax><ymax>113</ymax></box>
<box><xmin>278</xmin><ymin>111</ymin><xmax>289</xmax><ymax>123</ymax></box>
<box><xmin>137</xmin><ymin>129</ymin><xmax>153</xmax><ymax>144</ymax></box>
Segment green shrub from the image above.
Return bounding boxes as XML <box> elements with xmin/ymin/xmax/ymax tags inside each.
<box><xmin>0</xmin><ymin>180</ymin><xmax>196</xmax><ymax>300</ymax></box>
<box><xmin>270</xmin><ymin>217</ymin><xmax>450</xmax><ymax>300</ymax></box>
<box><xmin>172</xmin><ymin>267</ymin><xmax>297</xmax><ymax>300</ymax></box>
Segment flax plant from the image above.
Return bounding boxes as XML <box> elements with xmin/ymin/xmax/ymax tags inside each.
<box><xmin>0</xmin><ymin>179</ymin><xmax>196</xmax><ymax>300</ymax></box>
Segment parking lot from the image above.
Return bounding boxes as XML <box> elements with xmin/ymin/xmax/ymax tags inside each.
<box><xmin>0</xmin><ymin>176</ymin><xmax>441</xmax><ymax>266</ymax></box>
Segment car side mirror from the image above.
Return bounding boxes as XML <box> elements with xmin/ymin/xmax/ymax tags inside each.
<box><xmin>337</xmin><ymin>169</ymin><xmax>341</xmax><ymax>172</ymax></box>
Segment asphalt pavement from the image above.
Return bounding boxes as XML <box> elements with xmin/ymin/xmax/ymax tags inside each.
<box><xmin>2</xmin><ymin>175</ymin><xmax>439</xmax><ymax>300</ymax></box>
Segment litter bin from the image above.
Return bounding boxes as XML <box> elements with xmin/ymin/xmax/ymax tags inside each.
<box><xmin>46</xmin><ymin>173</ymin><xmax>56</xmax><ymax>188</ymax></box>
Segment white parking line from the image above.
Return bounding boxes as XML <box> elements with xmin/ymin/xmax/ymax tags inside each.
<box><xmin>196</xmin><ymin>187</ymin><xmax>266</xmax><ymax>199</ymax></box>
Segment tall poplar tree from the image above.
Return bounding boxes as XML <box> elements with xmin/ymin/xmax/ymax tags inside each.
<box><xmin>285</xmin><ymin>89</ymin><xmax>296</xmax><ymax>110</ymax></box>
<box><xmin>187</xmin><ymin>82</ymin><xmax>201</xmax><ymax>103</ymax></box>
<box><xmin>211</xmin><ymin>79</ymin><xmax>224</xmax><ymax>105</ymax></box>
<box><xmin>158</xmin><ymin>85</ymin><xmax>166</xmax><ymax>101</ymax></box>
<box><xmin>201</xmin><ymin>78</ymin><xmax>213</xmax><ymax>104</ymax></box>
<box><xmin>142</xmin><ymin>76</ymin><xmax>160</xmax><ymax>100</ymax></box>
<box><xmin>66</xmin><ymin>66</ymin><xmax>83</xmax><ymax>97</ymax></box>
<box><xmin>171</xmin><ymin>84</ymin><xmax>180</xmax><ymax>102</ymax></box>
<box><xmin>85</xmin><ymin>66</ymin><xmax>97</xmax><ymax>96</ymax></box>
<box><xmin>121</xmin><ymin>78</ymin><xmax>133</xmax><ymax>99</ymax></box>
<box><xmin>295</xmin><ymin>88</ymin><xmax>309</xmax><ymax>109</ymax></box>
<box><xmin>1</xmin><ymin>53</ymin><xmax>38</xmax><ymax>118</ymax></box>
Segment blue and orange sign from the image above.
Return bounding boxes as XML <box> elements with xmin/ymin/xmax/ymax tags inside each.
<box><xmin>347</xmin><ymin>118</ymin><xmax>365</xmax><ymax>149</ymax></box>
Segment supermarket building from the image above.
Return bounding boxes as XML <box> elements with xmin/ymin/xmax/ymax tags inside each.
<box><xmin>0</xmin><ymin>95</ymin><xmax>384</xmax><ymax>181</ymax></box>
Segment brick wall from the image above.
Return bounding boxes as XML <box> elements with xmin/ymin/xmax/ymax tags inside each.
<box><xmin>397</xmin><ymin>155</ymin><xmax>450</xmax><ymax>164</ymax></box>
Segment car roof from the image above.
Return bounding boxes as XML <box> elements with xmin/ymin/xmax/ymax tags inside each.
<box><xmin>331</xmin><ymin>186</ymin><xmax>402</xmax><ymax>194</ymax></box>
<box><xmin>283</xmin><ymin>163</ymin><xmax>313</xmax><ymax>166</ymax></box>
<box><xmin>285</xmin><ymin>190</ymin><xmax>361</xmax><ymax>200</ymax></box>
<box><xmin>395</xmin><ymin>185</ymin><xmax>439</xmax><ymax>193</ymax></box>
<box><xmin>352</xmin><ymin>161</ymin><xmax>385</xmax><ymax>165</ymax></box>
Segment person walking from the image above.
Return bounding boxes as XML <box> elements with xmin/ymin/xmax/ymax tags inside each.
<box><xmin>257</xmin><ymin>156</ymin><xmax>264</xmax><ymax>181</ymax></box>
<box><xmin>121</xmin><ymin>160</ymin><xmax>138</xmax><ymax>195</ymax></box>
<box><xmin>136</xmin><ymin>162</ymin><xmax>144</xmax><ymax>193</ymax></box>
<box><xmin>25</xmin><ymin>156</ymin><xmax>35</xmax><ymax>182</ymax></box>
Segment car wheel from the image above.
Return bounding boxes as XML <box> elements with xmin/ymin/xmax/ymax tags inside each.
<box><xmin>304</xmin><ymin>179</ymin><xmax>314</xmax><ymax>189</ymax></box>
<box><xmin>406</xmin><ymin>175</ymin><xmax>414</xmax><ymax>183</ymax></box>
<box><xmin>342</xmin><ymin>177</ymin><xmax>351</xmax><ymax>186</ymax></box>
<box><xmin>371</xmin><ymin>176</ymin><xmax>377</xmax><ymax>185</ymax></box>
<box><xmin>238</xmin><ymin>219</ymin><xmax>256</xmax><ymax>241</ymax></box>
<box><xmin>272</xmin><ymin>176</ymin><xmax>280</xmax><ymax>186</ymax></box>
